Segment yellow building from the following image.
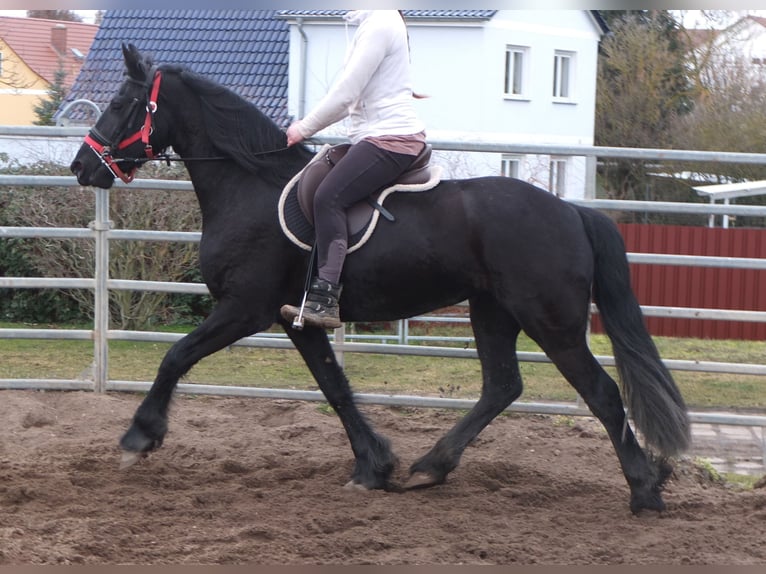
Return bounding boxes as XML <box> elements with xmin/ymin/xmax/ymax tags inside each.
<box><xmin>0</xmin><ymin>16</ymin><xmax>97</xmax><ymax>125</ymax></box>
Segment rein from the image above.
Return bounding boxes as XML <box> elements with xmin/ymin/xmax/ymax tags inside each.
<box><xmin>83</xmin><ymin>69</ymin><xmax>289</xmax><ymax>183</ymax></box>
<box><xmin>140</xmin><ymin>145</ymin><xmax>290</xmax><ymax>166</ymax></box>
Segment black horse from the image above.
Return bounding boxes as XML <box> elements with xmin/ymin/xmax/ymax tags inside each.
<box><xmin>70</xmin><ymin>44</ymin><xmax>690</xmax><ymax>513</ymax></box>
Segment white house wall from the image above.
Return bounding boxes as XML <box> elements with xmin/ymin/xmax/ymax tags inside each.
<box><xmin>479</xmin><ymin>10</ymin><xmax>601</xmax><ymax>143</ymax></box>
<box><xmin>286</xmin><ymin>11</ymin><xmax>603</xmax><ymax>199</ymax></box>
<box><xmin>719</xmin><ymin>19</ymin><xmax>766</xmax><ymax>80</ymax></box>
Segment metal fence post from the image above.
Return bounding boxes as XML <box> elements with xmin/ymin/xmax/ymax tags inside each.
<box><xmin>91</xmin><ymin>187</ymin><xmax>111</xmax><ymax>392</ymax></box>
<box><xmin>333</xmin><ymin>324</ymin><xmax>345</xmax><ymax>368</ymax></box>
<box><xmin>585</xmin><ymin>154</ymin><xmax>597</xmax><ymax>200</ymax></box>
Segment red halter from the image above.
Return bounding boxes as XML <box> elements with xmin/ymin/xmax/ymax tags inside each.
<box><xmin>83</xmin><ymin>70</ymin><xmax>163</xmax><ymax>183</ymax></box>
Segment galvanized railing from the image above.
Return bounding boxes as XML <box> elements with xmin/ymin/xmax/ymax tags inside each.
<box><xmin>0</xmin><ymin>126</ymin><xmax>765</xmax><ymax>431</ymax></box>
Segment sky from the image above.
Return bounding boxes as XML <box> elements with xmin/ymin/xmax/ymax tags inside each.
<box><xmin>0</xmin><ymin>10</ymin><xmax>99</xmax><ymax>23</ymax></box>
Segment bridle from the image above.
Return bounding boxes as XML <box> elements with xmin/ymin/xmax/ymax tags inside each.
<box><xmin>83</xmin><ymin>70</ymin><xmax>163</xmax><ymax>183</ymax></box>
<box><xmin>82</xmin><ymin>67</ymin><xmax>291</xmax><ymax>183</ymax></box>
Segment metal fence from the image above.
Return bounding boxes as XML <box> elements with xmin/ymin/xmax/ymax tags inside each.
<box><xmin>0</xmin><ymin>126</ymin><xmax>765</xmax><ymax>431</ymax></box>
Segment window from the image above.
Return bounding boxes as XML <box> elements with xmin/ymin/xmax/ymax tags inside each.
<box><xmin>549</xmin><ymin>158</ymin><xmax>567</xmax><ymax>196</ymax></box>
<box><xmin>501</xmin><ymin>155</ymin><xmax>521</xmax><ymax>178</ymax></box>
<box><xmin>504</xmin><ymin>45</ymin><xmax>528</xmax><ymax>98</ymax></box>
<box><xmin>553</xmin><ymin>51</ymin><xmax>575</xmax><ymax>100</ymax></box>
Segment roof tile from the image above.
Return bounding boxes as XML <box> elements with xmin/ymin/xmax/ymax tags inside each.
<box><xmin>62</xmin><ymin>9</ymin><xmax>291</xmax><ymax>126</ymax></box>
<box><xmin>0</xmin><ymin>16</ymin><xmax>98</xmax><ymax>88</ymax></box>
<box><xmin>278</xmin><ymin>10</ymin><xmax>498</xmax><ymax>20</ymax></box>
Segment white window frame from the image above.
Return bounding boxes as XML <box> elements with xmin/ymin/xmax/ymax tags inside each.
<box><xmin>552</xmin><ymin>50</ymin><xmax>575</xmax><ymax>102</ymax></box>
<box><xmin>504</xmin><ymin>45</ymin><xmax>529</xmax><ymax>99</ymax></box>
<box><xmin>549</xmin><ymin>157</ymin><xmax>568</xmax><ymax>196</ymax></box>
<box><xmin>501</xmin><ymin>154</ymin><xmax>521</xmax><ymax>178</ymax></box>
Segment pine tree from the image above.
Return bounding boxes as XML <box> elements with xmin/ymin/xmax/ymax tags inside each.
<box><xmin>33</xmin><ymin>67</ymin><xmax>67</xmax><ymax>126</ymax></box>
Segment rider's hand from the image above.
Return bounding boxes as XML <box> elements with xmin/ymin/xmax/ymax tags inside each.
<box><xmin>286</xmin><ymin>122</ymin><xmax>305</xmax><ymax>147</ymax></box>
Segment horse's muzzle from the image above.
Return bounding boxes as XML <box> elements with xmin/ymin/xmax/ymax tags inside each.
<box><xmin>70</xmin><ymin>150</ymin><xmax>116</xmax><ymax>189</ymax></box>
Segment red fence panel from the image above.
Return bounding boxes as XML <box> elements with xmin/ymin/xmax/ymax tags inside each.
<box><xmin>591</xmin><ymin>223</ymin><xmax>766</xmax><ymax>340</ymax></box>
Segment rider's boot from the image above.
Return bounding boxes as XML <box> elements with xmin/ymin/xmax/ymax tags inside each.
<box><xmin>281</xmin><ymin>277</ymin><xmax>342</xmax><ymax>329</ymax></box>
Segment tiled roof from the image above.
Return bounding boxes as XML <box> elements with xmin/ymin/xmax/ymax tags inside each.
<box><xmin>0</xmin><ymin>16</ymin><xmax>98</xmax><ymax>88</ymax></box>
<box><xmin>280</xmin><ymin>10</ymin><xmax>609</xmax><ymax>33</ymax></box>
<box><xmin>278</xmin><ymin>10</ymin><xmax>498</xmax><ymax>20</ymax></box>
<box><xmin>62</xmin><ymin>10</ymin><xmax>290</xmax><ymax>126</ymax></box>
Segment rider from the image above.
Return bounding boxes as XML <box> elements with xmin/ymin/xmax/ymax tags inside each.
<box><xmin>280</xmin><ymin>9</ymin><xmax>427</xmax><ymax>329</ymax></box>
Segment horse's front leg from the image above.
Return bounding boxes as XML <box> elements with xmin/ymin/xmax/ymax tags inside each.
<box><xmin>120</xmin><ymin>300</ymin><xmax>262</xmax><ymax>466</ymax></box>
<box><xmin>282</xmin><ymin>320</ymin><xmax>397</xmax><ymax>490</ymax></box>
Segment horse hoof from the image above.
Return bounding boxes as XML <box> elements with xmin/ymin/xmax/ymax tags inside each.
<box><xmin>630</xmin><ymin>493</ymin><xmax>666</xmax><ymax>515</ymax></box>
<box><xmin>404</xmin><ymin>471</ymin><xmax>438</xmax><ymax>489</ymax></box>
<box><xmin>343</xmin><ymin>480</ymin><xmax>370</xmax><ymax>492</ymax></box>
<box><xmin>119</xmin><ymin>450</ymin><xmax>145</xmax><ymax>470</ymax></box>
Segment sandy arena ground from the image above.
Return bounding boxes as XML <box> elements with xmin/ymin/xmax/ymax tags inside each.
<box><xmin>1</xmin><ymin>390</ymin><xmax>764</xmax><ymax>565</ymax></box>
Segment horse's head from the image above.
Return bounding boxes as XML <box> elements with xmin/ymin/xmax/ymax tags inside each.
<box><xmin>70</xmin><ymin>43</ymin><xmax>166</xmax><ymax>188</ymax></box>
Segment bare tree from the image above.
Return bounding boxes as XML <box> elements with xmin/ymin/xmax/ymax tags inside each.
<box><xmin>668</xmin><ymin>17</ymin><xmax>766</xmax><ymax>221</ymax></box>
<box><xmin>0</xmin><ymin>51</ymin><xmax>35</xmax><ymax>90</ymax></box>
<box><xmin>595</xmin><ymin>12</ymin><xmax>699</xmax><ymax>205</ymax></box>
<box><xmin>26</xmin><ymin>10</ymin><xmax>83</xmax><ymax>22</ymax></box>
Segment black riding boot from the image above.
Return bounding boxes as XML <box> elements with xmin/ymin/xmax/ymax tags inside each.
<box><xmin>281</xmin><ymin>277</ymin><xmax>343</xmax><ymax>329</ymax></box>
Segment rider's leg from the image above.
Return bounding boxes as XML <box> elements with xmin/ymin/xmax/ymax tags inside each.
<box><xmin>281</xmin><ymin>140</ymin><xmax>417</xmax><ymax>329</ymax></box>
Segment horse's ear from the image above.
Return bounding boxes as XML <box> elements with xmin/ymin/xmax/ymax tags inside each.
<box><xmin>121</xmin><ymin>43</ymin><xmax>153</xmax><ymax>82</ymax></box>
<box><xmin>122</xmin><ymin>43</ymin><xmax>139</xmax><ymax>70</ymax></box>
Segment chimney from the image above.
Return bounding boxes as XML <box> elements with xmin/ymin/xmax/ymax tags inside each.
<box><xmin>51</xmin><ymin>24</ymin><xmax>67</xmax><ymax>56</ymax></box>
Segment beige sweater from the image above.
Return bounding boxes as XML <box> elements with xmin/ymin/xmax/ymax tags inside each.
<box><xmin>296</xmin><ymin>10</ymin><xmax>425</xmax><ymax>144</ymax></box>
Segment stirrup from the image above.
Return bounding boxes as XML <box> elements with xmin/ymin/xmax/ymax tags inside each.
<box><xmin>283</xmin><ymin>278</ymin><xmax>342</xmax><ymax>330</ymax></box>
<box><xmin>280</xmin><ymin>300</ymin><xmax>341</xmax><ymax>330</ymax></box>
<box><xmin>291</xmin><ymin>291</ymin><xmax>310</xmax><ymax>330</ymax></box>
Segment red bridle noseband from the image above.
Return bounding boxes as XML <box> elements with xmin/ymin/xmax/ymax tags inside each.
<box><xmin>83</xmin><ymin>70</ymin><xmax>163</xmax><ymax>183</ymax></box>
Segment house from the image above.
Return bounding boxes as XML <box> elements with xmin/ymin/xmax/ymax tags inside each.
<box><xmin>686</xmin><ymin>15</ymin><xmax>766</xmax><ymax>89</ymax></box>
<box><xmin>279</xmin><ymin>10</ymin><xmax>609</xmax><ymax>199</ymax></box>
<box><xmin>63</xmin><ymin>10</ymin><xmax>607</xmax><ymax>198</ymax></box>
<box><xmin>0</xmin><ymin>15</ymin><xmax>98</xmax><ymax>125</ymax></box>
<box><xmin>682</xmin><ymin>15</ymin><xmax>766</xmax><ymax>223</ymax></box>
<box><xmin>712</xmin><ymin>15</ymin><xmax>766</xmax><ymax>65</ymax></box>
<box><xmin>60</xmin><ymin>10</ymin><xmax>291</xmax><ymax>127</ymax></box>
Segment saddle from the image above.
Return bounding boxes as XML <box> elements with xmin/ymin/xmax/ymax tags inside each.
<box><xmin>297</xmin><ymin>143</ymin><xmax>434</xmax><ymax>229</ymax></box>
<box><xmin>278</xmin><ymin>143</ymin><xmax>441</xmax><ymax>253</ymax></box>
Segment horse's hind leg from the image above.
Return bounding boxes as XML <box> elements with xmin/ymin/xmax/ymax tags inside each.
<box><xmin>282</xmin><ymin>320</ymin><xmax>397</xmax><ymax>490</ymax></box>
<box><xmin>120</xmin><ymin>298</ymin><xmax>263</xmax><ymax>463</ymax></box>
<box><xmin>543</xmin><ymin>342</ymin><xmax>671</xmax><ymax>513</ymax></box>
<box><xmin>406</xmin><ymin>294</ymin><xmax>523</xmax><ymax>488</ymax></box>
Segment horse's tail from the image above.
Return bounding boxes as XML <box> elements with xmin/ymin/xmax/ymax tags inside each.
<box><xmin>576</xmin><ymin>205</ymin><xmax>690</xmax><ymax>457</ymax></box>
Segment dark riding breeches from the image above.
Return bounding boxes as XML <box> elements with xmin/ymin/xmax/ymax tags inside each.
<box><xmin>313</xmin><ymin>140</ymin><xmax>418</xmax><ymax>285</ymax></box>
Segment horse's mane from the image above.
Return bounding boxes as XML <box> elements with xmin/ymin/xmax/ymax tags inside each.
<box><xmin>158</xmin><ymin>64</ymin><xmax>307</xmax><ymax>178</ymax></box>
